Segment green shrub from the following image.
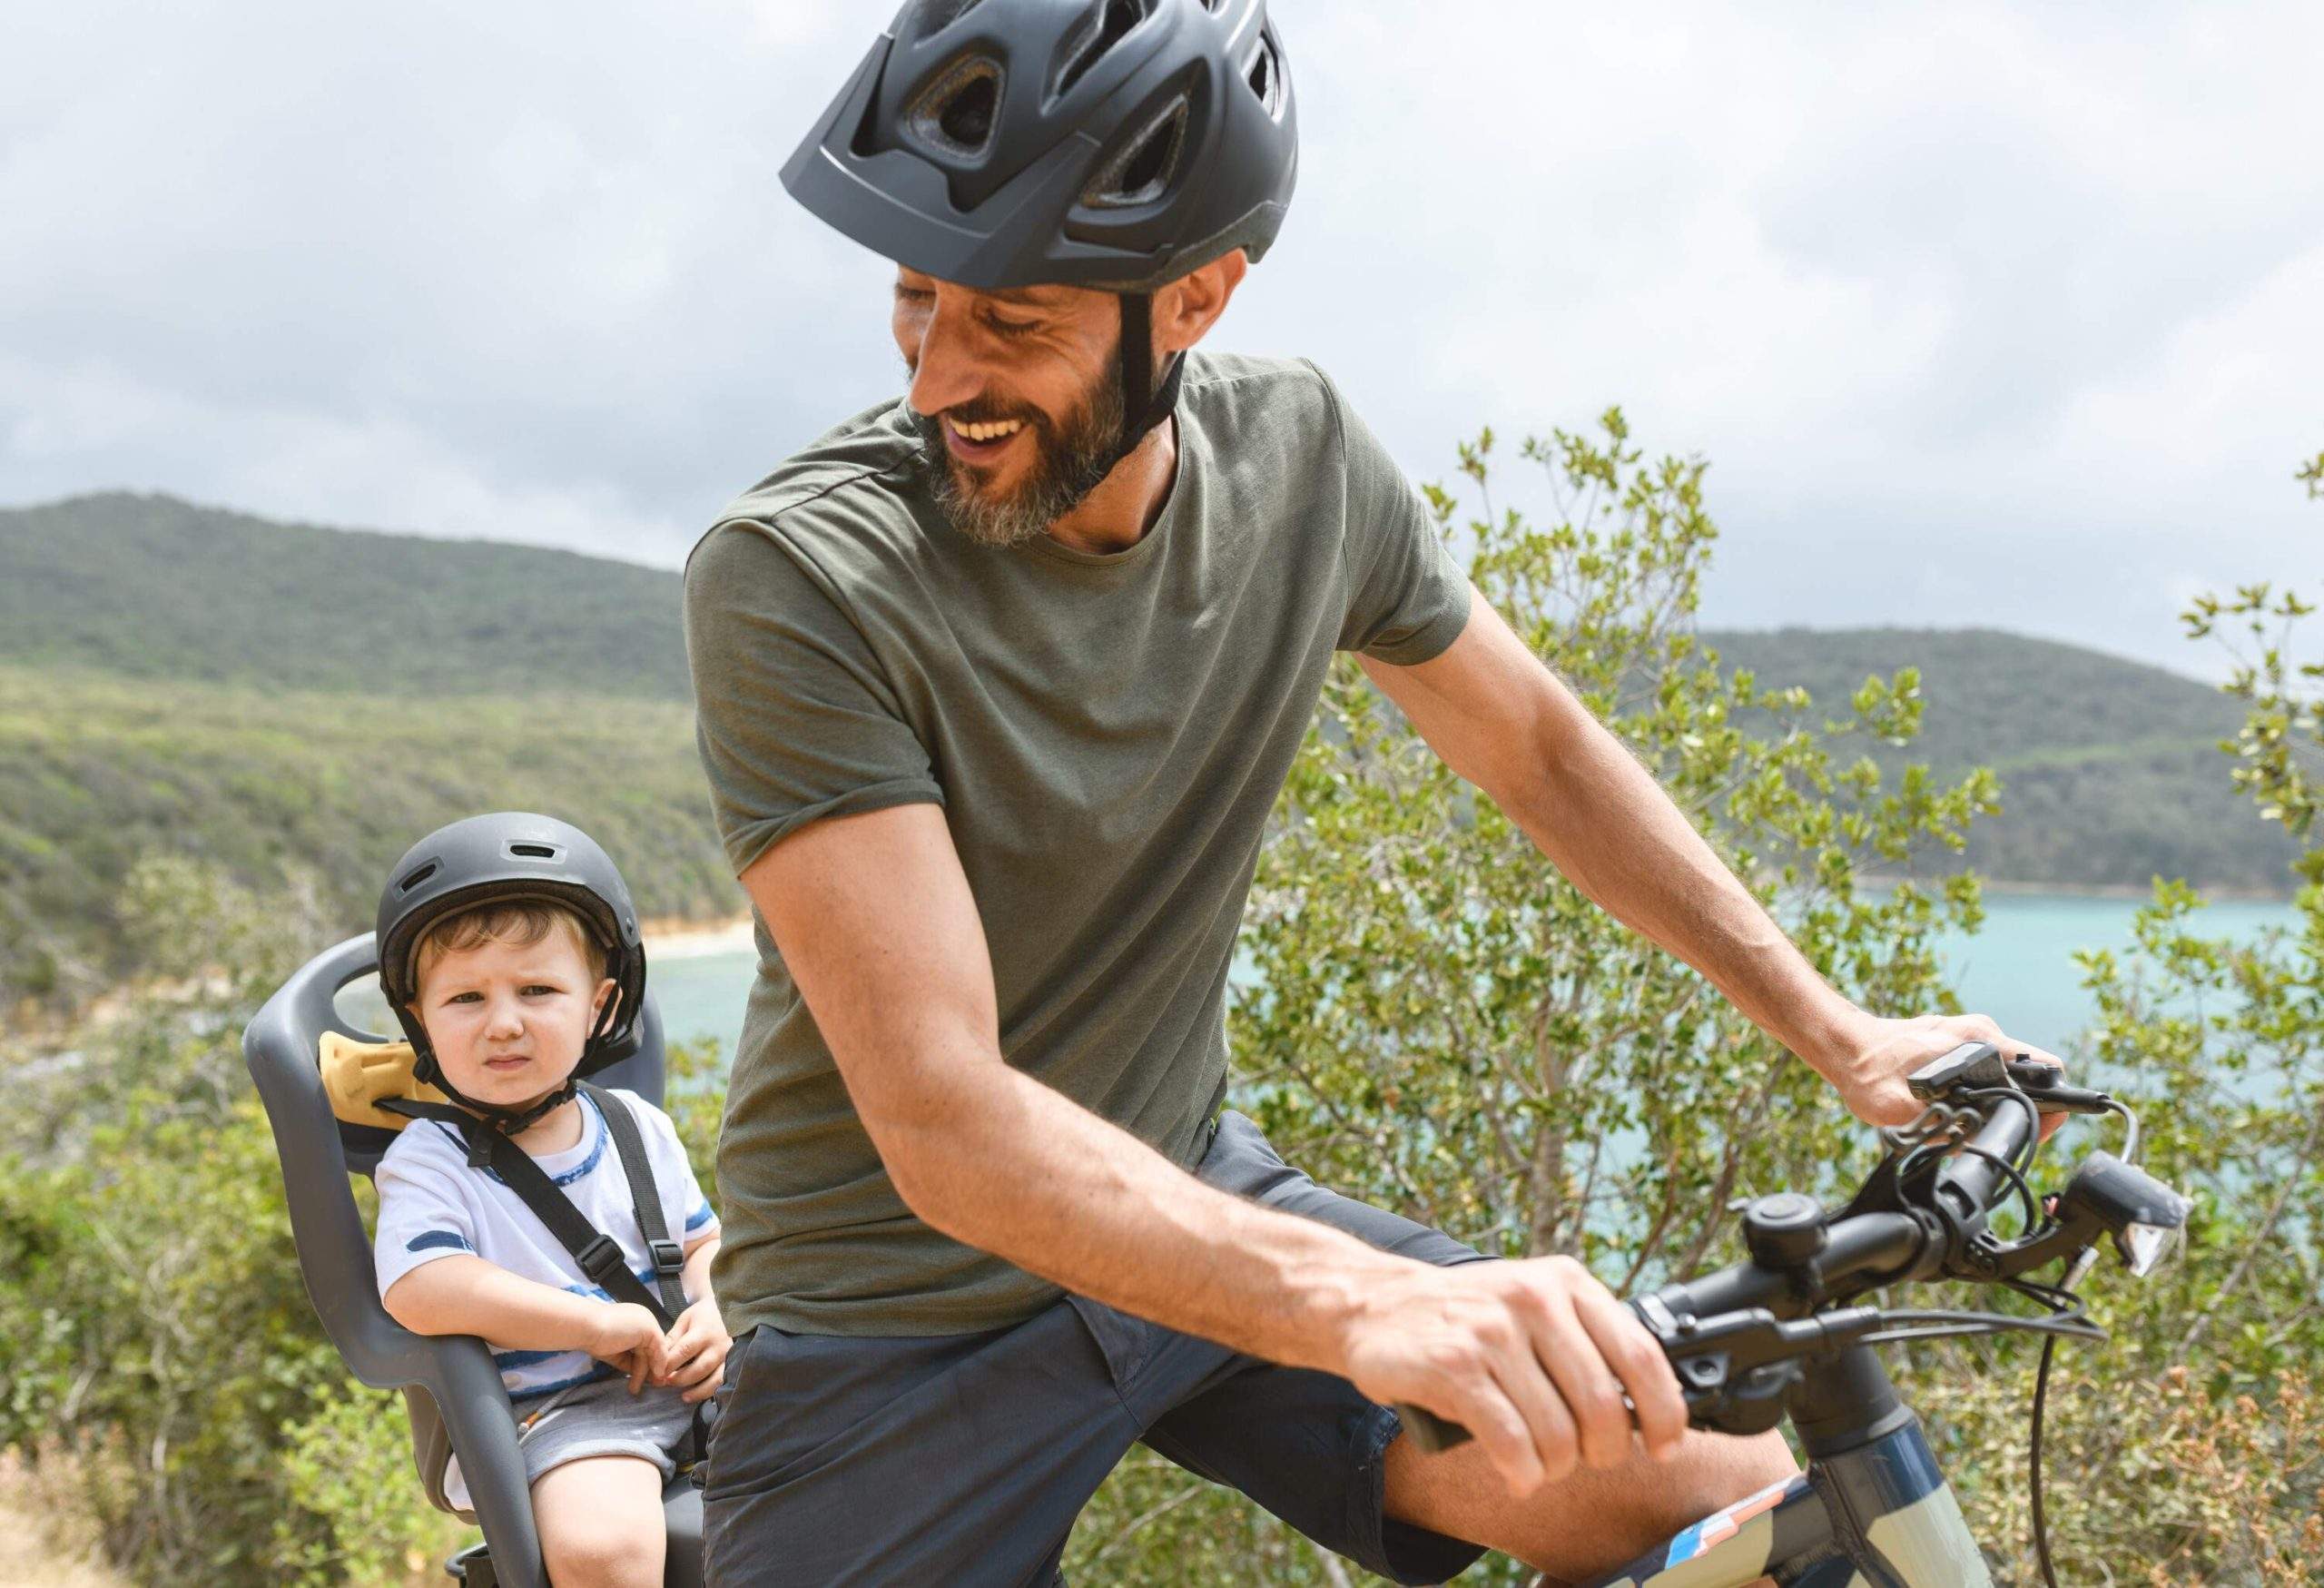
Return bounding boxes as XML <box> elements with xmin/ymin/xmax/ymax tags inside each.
<box><xmin>274</xmin><ymin>1381</ymin><xmax>470</xmax><ymax>1588</ymax></box>
<box><xmin>0</xmin><ymin>857</ymin><xmax>457</xmax><ymax>1584</ymax></box>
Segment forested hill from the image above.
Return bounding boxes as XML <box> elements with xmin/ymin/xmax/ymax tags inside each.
<box><xmin>1708</xmin><ymin>627</ymin><xmax>2239</xmax><ymax>775</ymax></box>
<box><xmin>0</xmin><ymin>493</ymin><xmax>2296</xmax><ymax>1011</ymax></box>
<box><xmin>0</xmin><ymin>494</ymin><xmax>708</xmax><ymax>1010</ymax></box>
<box><xmin>0</xmin><ymin>492</ymin><xmax>690</xmax><ymax>699</ymax></box>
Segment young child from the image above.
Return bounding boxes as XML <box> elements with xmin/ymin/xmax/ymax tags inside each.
<box><xmin>370</xmin><ymin>814</ymin><xmax>725</xmax><ymax>1588</ymax></box>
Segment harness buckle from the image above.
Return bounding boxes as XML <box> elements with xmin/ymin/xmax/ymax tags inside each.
<box><xmin>576</xmin><ymin>1233</ymin><xmax>626</xmax><ymax>1284</ymax></box>
<box><xmin>648</xmin><ymin>1238</ymin><xmax>684</xmax><ymax>1277</ymax></box>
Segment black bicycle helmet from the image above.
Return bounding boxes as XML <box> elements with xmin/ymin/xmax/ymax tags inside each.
<box><xmin>783</xmin><ymin>0</ymin><xmax>1298</xmax><ymax>465</ymax></box>
<box><xmin>376</xmin><ymin>813</ymin><xmax>647</xmax><ymax>1134</ymax></box>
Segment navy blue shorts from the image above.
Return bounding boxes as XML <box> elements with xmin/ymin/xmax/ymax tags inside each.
<box><xmin>701</xmin><ymin>1111</ymin><xmax>1493</xmax><ymax>1586</ymax></box>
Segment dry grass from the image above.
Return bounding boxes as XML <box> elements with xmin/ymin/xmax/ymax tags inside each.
<box><xmin>0</xmin><ymin>1450</ymin><xmax>129</xmax><ymax>1588</ymax></box>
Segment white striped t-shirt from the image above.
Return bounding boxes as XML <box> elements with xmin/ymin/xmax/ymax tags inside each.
<box><xmin>373</xmin><ymin>1089</ymin><xmax>718</xmax><ymax>1404</ymax></box>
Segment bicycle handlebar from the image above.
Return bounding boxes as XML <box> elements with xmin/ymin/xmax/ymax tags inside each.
<box><xmin>1393</xmin><ymin>1046</ymin><xmax>2093</xmax><ymax>1456</ymax></box>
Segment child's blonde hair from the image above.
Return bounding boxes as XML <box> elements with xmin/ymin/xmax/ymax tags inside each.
<box><xmin>412</xmin><ymin>900</ymin><xmax>607</xmax><ymax>987</ymax></box>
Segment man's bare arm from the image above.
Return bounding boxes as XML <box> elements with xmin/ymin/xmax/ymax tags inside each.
<box><xmin>741</xmin><ymin>805</ymin><xmax>1402</xmax><ymax>1366</ymax></box>
<box><xmin>1361</xmin><ymin>587</ymin><xmax>2063</xmax><ymax>1125</ymax></box>
<box><xmin>741</xmin><ymin>804</ymin><xmax>1689</xmax><ymax>1492</ymax></box>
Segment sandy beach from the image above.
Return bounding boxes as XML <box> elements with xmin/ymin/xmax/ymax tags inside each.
<box><xmin>644</xmin><ymin>916</ymin><xmax>755</xmax><ymax>959</ymax></box>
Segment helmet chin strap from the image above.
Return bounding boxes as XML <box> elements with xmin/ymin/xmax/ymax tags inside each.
<box><xmin>1110</xmin><ymin>293</ymin><xmax>1185</xmax><ymax>470</ymax></box>
<box><xmin>409</xmin><ymin>1051</ymin><xmax>580</xmax><ymax>1140</ymax></box>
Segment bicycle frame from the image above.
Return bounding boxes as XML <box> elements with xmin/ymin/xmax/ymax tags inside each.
<box><xmin>1583</xmin><ymin>1348</ymin><xmax>1994</xmax><ymax>1587</ymax></box>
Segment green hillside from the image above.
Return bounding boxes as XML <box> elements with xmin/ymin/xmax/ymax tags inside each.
<box><xmin>1706</xmin><ymin>628</ymin><xmax>2296</xmax><ymax>893</ymax></box>
<box><xmin>0</xmin><ymin>492</ymin><xmax>689</xmax><ymax>699</ymax></box>
<box><xmin>0</xmin><ymin>492</ymin><xmax>2297</xmax><ymax>1011</ymax></box>
<box><xmin>0</xmin><ymin>665</ymin><xmax>726</xmax><ymax>1008</ymax></box>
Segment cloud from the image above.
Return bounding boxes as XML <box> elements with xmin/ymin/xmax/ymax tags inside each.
<box><xmin>4</xmin><ymin>0</ymin><xmax>2320</xmax><ymax>671</ymax></box>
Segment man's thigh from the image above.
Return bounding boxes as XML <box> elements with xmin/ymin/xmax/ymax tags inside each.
<box><xmin>702</xmin><ymin>1306</ymin><xmax>1140</xmax><ymax>1587</ymax></box>
<box><xmin>1107</xmin><ymin>1110</ymin><xmax>1495</xmax><ymax>1584</ymax></box>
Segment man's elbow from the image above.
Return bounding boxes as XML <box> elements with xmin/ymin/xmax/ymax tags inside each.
<box><xmin>851</xmin><ymin>1068</ymin><xmax>1005</xmax><ymax>1245</ymax></box>
<box><xmin>866</xmin><ymin>1110</ymin><xmax>979</xmax><ymax>1238</ymax></box>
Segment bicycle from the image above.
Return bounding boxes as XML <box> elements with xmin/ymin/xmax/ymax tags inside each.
<box><xmin>1395</xmin><ymin>1041</ymin><xmax>2191</xmax><ymax>1587</ymax></box>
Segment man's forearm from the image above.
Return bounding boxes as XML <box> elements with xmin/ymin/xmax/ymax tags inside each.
<box><xmin>1497</xmin><ymin>700</ymin><xmax>1865</xmax><ymax>1080</ymax></box>
<box><xmin>867</xmin><ymin>1050</ymin><xmax>1418</xmax><ymax>1375</ymax></box>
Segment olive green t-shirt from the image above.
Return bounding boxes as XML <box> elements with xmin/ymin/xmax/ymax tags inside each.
<box><xmin>683</xmin><ymin>351</ymin><xmax>1471</xmax><ymax>1338</ymax></box>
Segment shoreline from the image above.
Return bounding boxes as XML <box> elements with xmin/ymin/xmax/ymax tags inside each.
<box><xmin>1860</xmin><ymin>874</ymin><xmax>2297</xmax><ymax>904</ymax></box>
<box><xmin>642</xmin><ymin>915</ymin><xmax>755</xmax><ymax>959</ymax></box>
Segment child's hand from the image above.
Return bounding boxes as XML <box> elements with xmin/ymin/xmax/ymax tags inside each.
<box><xmin>657</xmin><ymin>1296</ymin><xmax>733</xmax><ymax>1405</ymax></box>
<box><xmin>588</xmin><ymin>1303</ymin><xmax>671</xmax><ymax>1396</ymax></box>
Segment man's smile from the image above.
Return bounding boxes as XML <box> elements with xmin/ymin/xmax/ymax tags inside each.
<box><xmin>943</xmin><ymin>414</ymin><xmax>1027</xmax><ymax>465</ymax></box>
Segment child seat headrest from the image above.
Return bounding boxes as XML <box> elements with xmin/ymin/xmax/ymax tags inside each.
<box><xmin>319</xmin><ymin>1031</ymin><xmax>454</xmax><ymax>1132</ymax></box>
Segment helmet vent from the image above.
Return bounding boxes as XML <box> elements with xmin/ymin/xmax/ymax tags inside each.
<box><xmin>398</xmin><ymin>863</ymin><xmax>438</xmax><ymax>893</ymax></box>
<box><xmin>1054</xmin><ymin>0</ymin><xmax>1146</xmax><ymax>102</ymax></box>
<box><xmin>1087</xmin><ymin>94</ymin><xmax>1187</xmax><ymax>209</ymax></box>
<box><xmin>1246</xmin><ymin>39</ymin><xmax>1279</xmax><ymax>115</ymax></box>
<box><xmin>909</xmin><ymin>56</ymin><xmax>1004</xmax><ymax>156</ymax></box>
<box><xmin>507</xmin><ymin>843</ymin><xmax>560</xmax><ymax>860</ymax></box>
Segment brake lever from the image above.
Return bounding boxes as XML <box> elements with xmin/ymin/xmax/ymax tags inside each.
<box><xmin>2002</xmin><ymin>1059</ymin><xmax>2114</xmax><ymax>1116</ymax></box>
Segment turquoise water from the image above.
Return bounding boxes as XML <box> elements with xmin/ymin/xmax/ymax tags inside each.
<box><xmin>651</xmin><ymin>893</ymin><xmax>2304</xmax><ymax>1067</ymax></box>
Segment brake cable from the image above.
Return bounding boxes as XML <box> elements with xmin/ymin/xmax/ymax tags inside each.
<box><xmin>1852</xmin><ymin>1307</ymin><xmax>2102</xmax><ymax>1348</ymax></box>
<box><xmin>1995</xmin><ymin>1276</ymin><xmax>2087</xmax><ymax>1588</ymax></box>
<box><xmin>1875</xmin><ymin>1079</ymin><xmax>2122</xmax><ymax>1588</ymax></box>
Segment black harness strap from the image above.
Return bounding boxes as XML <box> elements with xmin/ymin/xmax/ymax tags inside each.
<box><xmin>578</xmin><ymin>1082</ymin><xmax>690</xmax><ymax>1326</ymax></box>
<box><xmin>577</xmin><ymin>1084</ymin><xmax>711</xmax><ymax>1472</ymax></box>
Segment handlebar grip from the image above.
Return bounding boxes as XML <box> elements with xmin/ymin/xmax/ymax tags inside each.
<box><xmin>1393</xmin><ymin>1402</ymin><xmax>1474</xmax><ymax>1455</ymax></box>
<box><xmin>1935</xmin><ymin>1087</ymin><xmax>2039</xmax><ymax>1221</ymax></box>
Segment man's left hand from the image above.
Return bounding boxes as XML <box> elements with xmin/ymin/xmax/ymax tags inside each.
<box><xmin>1827</xmin><ymin>1011</ymin><xmax>2070</xmax><ymax>1141</ymax></box>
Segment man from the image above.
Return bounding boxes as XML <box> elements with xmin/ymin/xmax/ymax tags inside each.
<box><xmin>683</xmin><ymin>3</ymin><xmax>2061</xmax><ymax>1582</ymax></box>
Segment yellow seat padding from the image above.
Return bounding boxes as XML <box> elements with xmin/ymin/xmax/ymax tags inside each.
<box><xmin>320</xmin><ymin>1031</ymin><xmax>453</xmax><ymax>1130</ymax></box>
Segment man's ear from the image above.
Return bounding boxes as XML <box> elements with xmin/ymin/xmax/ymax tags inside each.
<box><xmin>1155</xmin><ymin>248</ymin><xmax>1249</xmax><ymax>357</ymax></box>
<box><xmin>592</xmin><ymin>978</ymin><xmax>621</xmax><ymax>1027</ymax></box>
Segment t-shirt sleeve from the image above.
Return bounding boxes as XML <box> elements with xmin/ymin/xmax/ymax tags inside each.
<box><xmin>373</xmin><ymin>1132</ymin><xmax>482</xmax><ymax>1301</ymax></box>
<box><xmin>684</xmin><ymin>521</ymin><xmax>946</xmax><ymax>877</ymax></box>
<box><xmin>1314</xmin><ymin>365</ymin><xmax>1474</xmax><ymax>665</ymax></box>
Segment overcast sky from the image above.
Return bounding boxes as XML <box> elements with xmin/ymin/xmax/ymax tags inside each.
<box><xmin>5</xmin><ymin>2</ymin><xmax>2319</xmax><ymax>674</ymax></box>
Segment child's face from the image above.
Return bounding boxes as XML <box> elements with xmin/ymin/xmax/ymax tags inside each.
<box><xmin>409</xmin><ymin>926</ymin><xmax>616</xmax><ymax>1111</ymax></box>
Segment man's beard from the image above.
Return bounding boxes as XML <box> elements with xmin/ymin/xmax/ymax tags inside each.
<box><xmin>912</xmin><ymin>372</ymin><xmax>1124</xmax><ymax>548</ymax></box>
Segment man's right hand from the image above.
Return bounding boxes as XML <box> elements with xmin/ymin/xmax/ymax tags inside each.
<box><xmin>588</xmin><ymin>1302</ymin><xmax>672</xmax><ymax>1395</ymax></box>
<box><xmin>1337</xmin><ymin>1256</ymin><xmax>1690</xmax><ymax>1495</ymax></box>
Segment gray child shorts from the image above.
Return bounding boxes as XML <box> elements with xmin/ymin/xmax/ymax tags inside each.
<box><xmin>701</xmin><ymin>1110</ymin><xmax>1494</xmax><ymax>1586</ymax></box>
<box><xmin>445</xmin><ymin>1372</ymin><xmax>699</xmax><ymax>1513</ymax></box>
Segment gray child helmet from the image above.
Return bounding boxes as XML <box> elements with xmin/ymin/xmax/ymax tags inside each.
<box><xmin>376</xmin><ymin>812</ymin><xmax>647</xmax><ymax>1134</ymax></box>
<box><xmin>783</xmin><ymin>0</ymin><xmax>1298</xmax><ymax>468</ymax></box>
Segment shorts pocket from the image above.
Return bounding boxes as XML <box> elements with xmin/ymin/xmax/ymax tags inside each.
<box><xmin>1064</xmin><ymin>1294</ymin><xmax>1152</xmax><ymax>1397</ymax></box>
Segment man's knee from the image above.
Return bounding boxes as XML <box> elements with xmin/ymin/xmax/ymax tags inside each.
<box><xmin>1655</xmin><ymin>1427</ymin><xmax>1797</xmax><ymax>1527</ymax></box>
<box><xmin>1385</xmin><ymin>1425</ymin><xmax>1798</xmax><ymax>1583</ymax></box>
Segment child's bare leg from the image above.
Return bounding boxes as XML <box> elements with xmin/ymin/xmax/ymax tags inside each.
<box><xmin>532</xmin><ymin>1455</ymin><xmax>668</xmax><ymax>1588</ymax></box>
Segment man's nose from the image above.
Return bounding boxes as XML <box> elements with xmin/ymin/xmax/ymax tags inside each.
<box><xmin>906</xmin><ymin>298</ymin><xmax>988</xmax><ymax>419</ymax></box>
<box><xmin>484</xmin><ymin>997</ymin><xmax>524</xmax><ymax>1039</ymax></box>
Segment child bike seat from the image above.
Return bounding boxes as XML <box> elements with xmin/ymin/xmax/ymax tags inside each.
<box><xmin>243</xmin><ymin>932</ymin><xmax>704</xmax><ymax>1588</ymax></box>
